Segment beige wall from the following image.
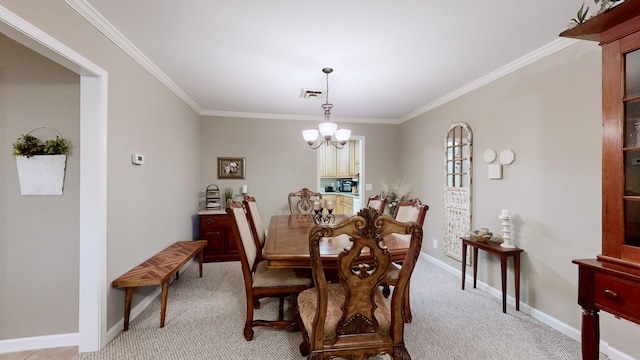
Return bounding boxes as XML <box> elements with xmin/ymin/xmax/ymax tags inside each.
<box><xmin>1</xmin><ymin>0</ymin><xmax>203</xmax><ymax>339</ymax></box>
<box><xmin>199</xmin><ymin>117</ymin><xmax>399</xmax><ymax>223</ymax></box>
<box><xmin>400</xmin><ymin>40</ymin><xmax>640</xmax><ymax>358</ymax></box>
<box><xmin>2</xmin><ymin>0</ymin><xmax>640</xmax><ymax>358</ymax></box>
<box><xmin>0</xmin><ymin>34</ymin><xmax>81</xmax><ymax>338</ymax></box>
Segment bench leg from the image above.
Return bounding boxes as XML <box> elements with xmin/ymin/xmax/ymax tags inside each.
<box><xmin>160</xmin><ymin>281</ymin><xmax>169</xmax><ymax>328</ymax></box>
<box><xmin>123</xmin><ymin>287</ymin><xmax>133</xmax><ymax>331</ymax></box>
<box><xmin>198</xmin><ymin>249</ymin><xmax>204</xmax><ymax>277</ymax></box>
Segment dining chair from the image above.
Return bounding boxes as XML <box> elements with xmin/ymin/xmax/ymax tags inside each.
<box><xmin>382</xmin><ymin>198</ymin><xmax>429</xmax><ymax>323</ymax></box>
<box><xmin>243</xmin><ymin>194</ymin><xmax>266</xmax><ymax>261</ymax></box>
<box><xmin>288</xmin><ymin>187</ymin><xmax>322</xmax><ymax>214</ymax></box>
<box><xmin>366</xmin><ymin>194</ymin><xmax>387</xmax><ymax>214</ymax></box>
<box><xmin>296</xmin><ymin>207</ymin><xmax>423</xmax><ymax>359</ymax></box>
<box><xmin>226</xmin><ymin>200</ymin><xmax>313</xmax><ymax>341</ymax></box>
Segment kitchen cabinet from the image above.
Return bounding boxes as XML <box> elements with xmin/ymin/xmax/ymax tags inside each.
<box><xmin>322</xmin><ymin>194</ymin><xmax>357</xmax><ymax>214</ymax></box>
<box><xmin>319</xmin><ymin>142</ymin><xmax>337</xmax><ymax>177</ymax></box>
<box><xmin>197</xmin><ymin>210</ymin><xmax>239</xmax><ymax>262</ymax></box>
<box><xmin>351</xmin><ymin>141</ymin><xmax>360</xmax><ymax>177</ymax></box>
<box><xmin>559</xmin><ymin>3</ymin><xmax>640</xmax><ymax>359</ymax></box>
<box><xmin>336</xmin><ymin>143</ymin><xmax>351</xmax><ymax>177</ymax></box>
<box><xmin>342</xmin><ymin>195</ymin><xmax>354</xmax><ymax>215</ymax></box>
<box><xmin>320</xmin><ymin>140</ymin><xmax>359</xmax><ymax>178</ymax></box>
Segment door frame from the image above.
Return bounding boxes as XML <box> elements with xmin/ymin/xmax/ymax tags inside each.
<box><xmin>0</xmin><ymin>5</ymin><xmax>108</xmax><ymax>352</ymax></box>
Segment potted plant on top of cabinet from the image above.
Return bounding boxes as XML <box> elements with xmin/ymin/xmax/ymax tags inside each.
<box><xmin>12</xmin><ymin>126</ymin><xmax>70</xmax><ymax>195</ymax></box>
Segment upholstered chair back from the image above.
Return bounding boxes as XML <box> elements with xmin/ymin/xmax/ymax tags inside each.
<box><xmin>244</xmin><ymin>195</ymin><xmax>265</xmax><ymax>249</ymax></box>
<box><xmin>228</xmin><ymin>200</ymin><xmax>258</xmax><ymax>270</ymax></box>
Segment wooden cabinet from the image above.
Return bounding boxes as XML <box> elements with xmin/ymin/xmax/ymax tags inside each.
<box><xmin>342</xmin><ymin>195</ymin><xmax>354</xmax><ymax>215</ymax></box>
<box><xmin>198</xmin><ymin>210</ymin><xmax>239</xmax><ymax>262</ymax></box>
<box><xmin>320</xmin><ymin>140</ymin><xmax>359</xmax><ymax>178</ymax></box>
<box><xmin>320</xmin><ymin>142</ymin><xmax>337</xmax><ymax>177</ymax></box>
<box><xmin>351</xmin><ymin>140</ymin><xmax>360</xmax><ymax>176</ymax></box>
<box><xmin>336</xmin><ymin>143</ymin><xmax>351</xmax><ymax>177</ymax></box>
<box><xmin>560</xmin><ymin>3</ymin><xmax>640</xmax><ymax>359</ymax></box>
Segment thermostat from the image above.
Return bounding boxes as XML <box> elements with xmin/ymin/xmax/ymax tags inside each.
<box><xmin>131</xmin><ymin>154</ymin><xmax>145</xmax><ymax>165</ymax></box>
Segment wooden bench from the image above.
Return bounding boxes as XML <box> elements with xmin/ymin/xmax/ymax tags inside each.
<box><xmin>112</xmin><ymin>240</ymin><xmax>207</xmax><ymax>330</ymax></box>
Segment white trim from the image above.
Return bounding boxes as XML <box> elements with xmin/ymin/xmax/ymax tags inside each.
<box><xmin>65</xmin><ymin>1</ymin><xmax>579</xmax><ymax>125</ymax></box>
<box><xmin>0</xmin><ymin>334</ymin><xmax>78</xmax><ymax>354</ymax></box>
<box><xmin>0</xmin><ymin>4</ymin><xmax>108</xmax><ymax>353</ymax></box>
<box><xmin>399</xmin><ymin>38</ymin><xmax>580</xmax><ymax>123</ymax></box>
<box><xmin>420</xmin><ymin>252</ymin><xmax>634</xmax><ymax>360</ymax></box>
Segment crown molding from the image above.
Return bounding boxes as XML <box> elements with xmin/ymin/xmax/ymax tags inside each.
<box><xmin>65</xmin><ymin>0</ymin><xmax>202</xmax><ymax>114</ymax></box>
<box><xmin>399</xmin><ymin>37</ymin><xmax>580</xmax><ymax>123</ymax></box>
<box><xmin>65</xmin><ymin>0</ymin><xmax>580</xmax><ymax>124</ymax></box>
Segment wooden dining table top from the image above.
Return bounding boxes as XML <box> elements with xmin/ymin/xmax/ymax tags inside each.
<box><xmin>262</xmin><ymin>214</ymin><xmax>411</xmax><ymax>268</ymax></box>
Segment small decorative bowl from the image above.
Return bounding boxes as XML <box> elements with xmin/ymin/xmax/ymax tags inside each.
<box><xmin>471</xmin><ymin>228</ymin><xmax>493</xmax><ymax>242</ymax></box>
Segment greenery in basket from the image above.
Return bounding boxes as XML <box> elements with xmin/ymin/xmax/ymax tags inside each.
<box><xmin>12</xmin><ymin>133</ymin><xmax>69</xmax><ymax>158</ymax></box>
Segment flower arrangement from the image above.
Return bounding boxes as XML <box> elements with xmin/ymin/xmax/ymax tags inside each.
<box><xmin>380</xmin><ymin>179</ymin><xmax>411</xmax><ymax>216</ymax></box>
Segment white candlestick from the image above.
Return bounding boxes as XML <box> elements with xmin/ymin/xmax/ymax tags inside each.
<box><xmin>242</xmin><ymin>184</ymin><xmax>248</xmax><ymax>194</ymax></box>
<box><xmin>327</xmin><ymin>201</ymin><xmax>334</xmax><ymax>210</ymax></box>
<box><xmin>313</xmin><ymin>201</ymin><xmax>320</xmax><ymax>210</ymax></box>
<box><xmin>499</xmin><ymin>209</ymin><xmax>515</xmax><ymax>248</ymax></box>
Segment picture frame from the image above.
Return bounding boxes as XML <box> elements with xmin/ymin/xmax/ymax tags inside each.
<box><xmin>217</xmin><ymin>157</ymin><xmax>246</xmax><ymax>179</ymax></box>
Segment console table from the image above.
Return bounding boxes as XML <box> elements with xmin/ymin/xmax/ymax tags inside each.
<box><xmin>460</xmin><ymin>236</ymin><xmax>524</xmax><ymax>313</ymax></box>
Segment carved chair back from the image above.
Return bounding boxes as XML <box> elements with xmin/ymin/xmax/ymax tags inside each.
<box><xmin>288</xmin><ymin>187</ymin><xmax>322</xmax><ymax>214</ymax></box>
<box><xmin>297</xmin><ymin>207</ymin><xmax>423</xmax><ymax>359</ymax></box>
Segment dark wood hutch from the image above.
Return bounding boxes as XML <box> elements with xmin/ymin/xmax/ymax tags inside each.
<box><xmin>560</xmin><ymin>1</ymin><xmax>640</xmax><ymax>359</ymax></box>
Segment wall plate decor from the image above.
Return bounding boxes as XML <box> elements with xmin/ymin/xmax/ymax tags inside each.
<box><xmin>482</xmin><ymin>149</ymin><xmax>497</xmax><ymax>163</ymax></box>
<box><xmin>217</xmin><ymin>157</ymin><xmax>246</xmax><ymax>179</ymax></box>
<box><xmin>499</xmin><ymin>149</ymin><xmax>515</xmax><ymax>165</ymax></box>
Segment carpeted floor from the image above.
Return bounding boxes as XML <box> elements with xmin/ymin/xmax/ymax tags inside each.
<box><xmin>76</xmin><ymin>258</ymin><xmax>608</xmax><ymax>360</ymax></box>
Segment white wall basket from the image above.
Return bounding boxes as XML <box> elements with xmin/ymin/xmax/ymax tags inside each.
<box><xmin>16</xmin><ymin>154</ymin><xmax>67</xmax><ymax>195</ymax></box>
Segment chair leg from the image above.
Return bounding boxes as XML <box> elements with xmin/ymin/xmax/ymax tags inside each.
<box><xmin>244</xmin><ymin>294</ymin><xmax>255</xmax><ymax>341</ymax></box>
<box><xmin>403</xmin><ymin>282</ymin><xmax>412</xmax><ymax>323</ymax></box>
<box><xmin>296</xmin><ymin>311</ymin><xmax>310</xmax><ymax>356</ymax></box>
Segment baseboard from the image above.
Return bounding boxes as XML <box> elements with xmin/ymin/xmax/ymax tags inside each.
<box><xmin>106</xmin><ymin>260</ymin><xmax>197</xmax><ymax>343</ymax></box>
<box><xmin>419</xmin><ymin>252</ymin><xmax>635</xmax><ymax>360</ymax></box>
<box><xmin>0</xmin><ymin>333</ymin><xmax>78</xmax><ymax>354</ymax></box>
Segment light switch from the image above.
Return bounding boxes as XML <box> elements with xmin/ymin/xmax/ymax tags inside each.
<box><xmin>131</xmin><ymin>154</ymin><xmax>145</xmax><ymax>165</ymax></box>
<box><xmin>365</xmin><ymin>183</ymin><xmax>373</xmax><ymax>191</ymax></box>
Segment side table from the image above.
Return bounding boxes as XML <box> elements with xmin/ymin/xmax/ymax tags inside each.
<box><xmin>460</xmin><ymin>236</ymin><xmax>524</xmax><ymax>313</ymax></box>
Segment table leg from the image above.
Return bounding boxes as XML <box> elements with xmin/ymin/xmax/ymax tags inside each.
<box><xmin>160</xmin><ymin>281</ymin><xmax>169</xmax><ymax>328</ymax></box>
<box><xmin>500</xmin><ymin>255</ymin><xmax>507</xmax><ymax>313</ymax></box>
<box><xmin>123</xmin><ymin>287</ymin><xmax>133</xmax><ymax>331</ymax></box>
<box><xmin>514</xmin><ymin>253</ymin><xmax>520</xmax><ymax>311</ymax></box>
<box><xmin>473</xmin><ymin>247</ymin><xmax>479</xmax><ymax>289</ymax></box>
<box><xmin>461</xmin><ymin>242</ymin><xmax>467</xmax><ymax>290</ymax></box>
<box><xmin>581</xmin><ymin>308</ymin><xmax>600</xmax><ymax>360</ymax></box>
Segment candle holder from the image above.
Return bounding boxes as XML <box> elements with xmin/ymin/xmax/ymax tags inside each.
<box><xmin>499</xmin><ymin>209</ymin><xmax>515</xmax><ymax>248</ymax></box>
<box><xmin>313</xmin><ymin>207</ymin><xmax>335</xmax><ymax>225</ymax></box>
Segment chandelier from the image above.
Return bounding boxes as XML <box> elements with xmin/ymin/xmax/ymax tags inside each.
<box><xmin>302</xmin><ymin>67</ymin><xmax>351</xmax><ymax>149</ymax></box>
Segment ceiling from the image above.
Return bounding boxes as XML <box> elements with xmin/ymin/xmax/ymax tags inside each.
<box><xmin>74</xmin><ymin>0</ymin><xmax>588</xmax><ymax>123</ymax></box>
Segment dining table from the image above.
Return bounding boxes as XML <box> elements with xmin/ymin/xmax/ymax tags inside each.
<box><xmin>262</xmin><ymin>214</ymin><xmax>412</xmax><ymax>269</ymax></box>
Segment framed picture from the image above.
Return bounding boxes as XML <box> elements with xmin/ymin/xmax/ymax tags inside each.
<box><xmin>217</xmin><ymin>157</ymin><xmax>246</xmax><ymax>179</ymax></box>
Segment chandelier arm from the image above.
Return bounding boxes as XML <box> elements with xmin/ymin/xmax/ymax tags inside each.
<box><xmin>329</xmin><ymin>140</ymin><xmax>345</xmax><ymax>149</ymax></box>
<box><xmin>308</xmin><ymin>140</ymin><xmax>325</xmax><ymax>150</ymax></box>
